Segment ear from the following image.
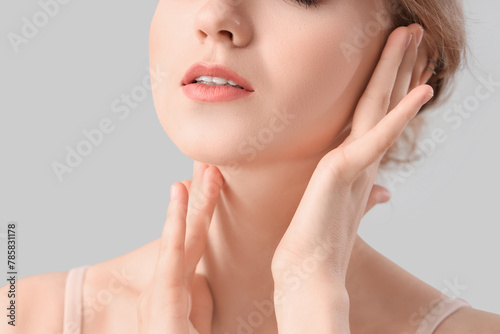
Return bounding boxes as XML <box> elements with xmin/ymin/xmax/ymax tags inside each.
<box><xmin>409</xmin><ymin>31</ymin><xmax>439</xmax><ymax>91</ymax></box>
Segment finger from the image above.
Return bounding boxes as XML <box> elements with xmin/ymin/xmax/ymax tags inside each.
<box><xmin>156</xmin><ymin>182</ymin><xmax>189</xmax><ymax>289</ymax></box>
<box><xmin>189</xmin><ymin>274</ymin><xmax>213</xmax><ymax>334</ymax></box>
<box><xmin>351</xmin><ymin>26</ymin><xmax>412</xmax><ymax>138</ymax></box>
<box><xmin>184</xmin><ymin>166</ymin><xmax>224</xmax><ymax>279</ymax></box>
<box><xmin>181</xmin><ymin>161</ymin><xmax>208</xmax><ymax>280</ymax></box>
<box><xmin>189</xmin><ymin>161</ymin><xmax>209</xmax><ymax>211</ymax></box>
<box><xmin>389</xmin><ymin>24</ymin><xmax>423</xmax><ymax>111</ymax></box>
<box><xmin>144</xmin><ymin>183</ymin><xmax>190</xmax><ymax>333</ymax></box>
<box><xmin>409</xmin><ymin>38</ymin><xmax>438</xmax><ymax>91</ymax></box>
<box><xmin>182</xmin><ymin>179</ymin><xmax>192</xmax><ymax>194</ymax></box>
<box><xmin>188</xmin><ymin>161</ymin><xmax>209</xmax><ymax>223</ymax></box>
<box><xmin>331</xmin><ymin>112</ymin><xmax>354</xmax><ymax>149</ymax></box>
<box><xmin>189</xmin><ymin>161</ymin><xmax>209</xmax><ymax>206</ymax></box>
<box><xmin>193</xmin><ymin>160</ymin><xmax>208</xmax><ymax>181</ymax></box>
<box><xmin>363</xmin><ymin>185</ymin><xmax>391</xmax><ymax>215</ymax></box>
<box><xmin>342</xmin><ymin>84</ymin><xmax>434</xmax><ymax>181</ymax></box>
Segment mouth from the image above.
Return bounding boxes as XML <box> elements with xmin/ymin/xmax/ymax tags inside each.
<box><xmin>182</xmin><ymin>62</ymin><xmax>254</xmax><ymax>92</ymax></box>
<box><xmin>188</xmin><ymin>76</ymin><xmax>247</xmax><ymax>90</ymax></box>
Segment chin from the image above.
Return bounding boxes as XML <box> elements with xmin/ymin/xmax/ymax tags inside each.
<box><xmin>157</xmin><ymin>104</ymin><xmax>279</xmax><ymax>169</ymax></box>
<box><xmin>165</xmin><ymin>124</ymin><xmax>250</xmax><ymax>169</ymax></box>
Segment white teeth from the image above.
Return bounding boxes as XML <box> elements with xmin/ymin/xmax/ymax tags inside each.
<box><xmin>195</xmin><ymin>75</ymin><xmax>215</xmax><ymax>83</ymax></box>
<box><xmin>212</xmin><ymin>77</ymin><xmax>228</xmax><ymax>85</ymax></box>
<box><xmin>194</xmin><ymin>76</ymin><xmax>241</xmax><ymax>88</ymax></box>
<box><xmin>193</xmin><ymin>75</ymin><xmax>245</xmax><ymax>90</ymax></box>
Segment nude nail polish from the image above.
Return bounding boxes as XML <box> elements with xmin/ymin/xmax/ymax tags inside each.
<box><xmin>405</xmin><ymin>33</ymin><xmax>413</xmax><ymax>50</ymax></box>
<box><xmin>416</xmin><ymin>27</ymin><xmax>424</xmax><ymax>47</ymax></box>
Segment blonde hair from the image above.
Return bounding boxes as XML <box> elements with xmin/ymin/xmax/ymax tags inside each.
<box><xmin>381</xmin><ymin>0</ymin><xmax>467</xmax><ymax>167</ymax></box>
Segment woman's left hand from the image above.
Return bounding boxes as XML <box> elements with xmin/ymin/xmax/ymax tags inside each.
<box><xmin>271</xmin><ymin>25</ymin><xmax>433</xmax><ymax>333</ymax></box>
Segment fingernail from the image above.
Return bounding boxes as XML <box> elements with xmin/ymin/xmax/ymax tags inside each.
<box><xmin>170</xmin><ymin>185</ymin><xmax>177</xmax><ymax>200</ymax></box>
<box><xmin>421</xmin><ymin>92</ymin><xmax>434</xmax><ymax>105</ymax></box>
<box><xmin>405</xmin><ymin>33</ymin><xmax>413</xmax><ymax>50</ymax></box>
<box><xmin>416</xmin><ymin>26</ymin><xmax>424</xmax><ymax>47</ymax></box>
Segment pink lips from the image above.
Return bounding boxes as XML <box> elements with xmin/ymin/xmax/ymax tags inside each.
<box><xmin>181</xmin><ymin>62</ymin><xmax>254</xmax><ymax>103</ymax></box>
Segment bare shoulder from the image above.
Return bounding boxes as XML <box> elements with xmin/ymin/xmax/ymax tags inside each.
<box><xmin>0</xmin><ymin>270</ymin><xmax>69</xmax><ymax>333</ymax></box>
<box><xmin>81</xmin><ymin>261</ymin><xmax>140</xmax><ymax>333</ymax></box>
<box><xmin>0</xmin><ymin>239</ymin><xmax>158</xmax><ymax>334</ymax></box>
<box><xmin>434</xmin><ymin>306</ymin><xmax>500</xmax><ymax>334</ymax></box>
<box><xmin>348</xmin><ymin>235</ymin><xmax>500</xmax><ymax>334</ymax></box>
<box><xmin>80</xmin><ymin>240</ymin><xmax>161</xmax><ymax>333</ymax></box>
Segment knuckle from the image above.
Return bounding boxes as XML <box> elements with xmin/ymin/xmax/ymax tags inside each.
<box><xmin>360</xmin><ymin>91</ymin><xmax>391</xmax><ymax>114</ymax></box>
<box><xmin>161</xmin><ymin>236</ymin><xmax>184</xmax><ymax>255</ymax></box>
<box><xmin>317</xmin><ymin>156</ymin><xmax>343</xmax><ymax>180</ymax></box>
<box><xmin>359</xmin><ymin>93</ymin><xmax>377</xmax><ymax>108</ymax></box>
<box><xmin>169</xmin><ymin>241</ymin><xmax>185</xmax><ymax>253</ymax></box>
<box><xmin>317</xmin><ymin>152</ymin><xmax>354</xmax><ymax>185</ymax></box>
<box><xmin>190</xmin><ymin>226</ymin><xmax>208</xmax><ymax>244</ymax></box>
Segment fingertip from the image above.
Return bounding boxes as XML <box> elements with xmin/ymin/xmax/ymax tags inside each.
<box><xmin>427</xmin><ymin>85</ymin><xmax>435</xmax><ymax>96</ymax></box>
<box><xmin>390</xmin><ymin>26</ymin><xmax>413</xmax><ymax>51</ymax></box>
<box><xmin>205</xmin><ymin>166</ymin><xmax>225</xmax><ymax>189</ymax></box>
<box><xmin>181</xmin><ymin>179</ymin><xmax>192</xmax><ymax>192</ymax></box>
<box><xmin>420</xmin><ymin>85</ymin><xmax>434</xmax><ymax>105</ymax></box>
<box><xmin>408</xmin><ymin>23</ymin><xmax>424</xmax><ymax>48</ymax></box>
<box><xmin>170</xmin><ymin>184</ymin><xmax>177</xmax><ymax>200</ymax></box>
<box><xmin>372</xmin><ymin>185</ymin><xmax>391</xmax><ymax>203</ymax></box>
<box><xmin>421</xmin><ymin>83</ymin><xmax>434</xmax><ymax>93</ymax></box>
<box><xmin>170</xmin><ymin>182</ymin><xmax>188</xmax><ymax>203</ymax></box>
<box><xmin>405</xmin><ymin>31</ymin><xmax>413</xmax><ymax>50</ymax></box>
<box><xmin>378</xmin><ymin>187</ymin><xmax>392</xmax><ymax>203</ymax></box>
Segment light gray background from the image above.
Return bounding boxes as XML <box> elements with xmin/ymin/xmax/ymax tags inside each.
<box><xmin>1</xmin><ymin>0</ymin><xmax>499</xmax><ymax>314</ymax></box>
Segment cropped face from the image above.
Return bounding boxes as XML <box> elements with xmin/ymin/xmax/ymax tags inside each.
<box><xmin>149</xmin><ymin>0</ymin><xmax>391</xmax><ymax>169</ymax></box>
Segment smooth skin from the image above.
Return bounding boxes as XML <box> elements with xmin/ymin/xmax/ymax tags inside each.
<box><xmin>138</xmin><ymin>24</ymin><xmax>431</xmax><ymax>333</ymax></box>
<box><xmin>3</xmin><ymin>2</ymin><xmax>500</xmax><ymax>334</ymax></box>
<box><xmin>147</xmin><ymin>1</ymin><xmax>438</xmax><ymax>332</ymax></box>
<box><xmin>136</xmin><ymin>24</ymin><xmax>498</xmax><ymax>334</ymax></box>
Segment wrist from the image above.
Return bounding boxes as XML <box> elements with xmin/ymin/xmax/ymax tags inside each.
<box><xmin>272</xmin><ymin>262</ymin><xmax>347</xmax><ymax>291</ymax></box>
<box><xmin>274</xmin><ymin>280</ymin><xmax>350</xmax><ymax>333</ymax></box>
<box><xmin>274</xmin><ymin>273</ymin><xmax>349</xmax><ymax>309</ymax></box>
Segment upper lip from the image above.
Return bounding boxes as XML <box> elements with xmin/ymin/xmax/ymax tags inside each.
<box><xmin>181</xmin><ymin>62</ymin><xmax>254</xmax><ymax>92</ymax></box>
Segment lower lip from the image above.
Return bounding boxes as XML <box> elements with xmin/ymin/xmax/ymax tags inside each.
<box><xmin>182</xmin><ymin>83</ymin><xmax>253</xmax><ymax>102</ymax></box>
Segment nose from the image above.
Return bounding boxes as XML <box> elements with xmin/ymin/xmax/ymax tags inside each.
<box><xmin>193</xmin><ymin>0</ymin><xmax>253</xmax><ymax>48</ymax></box>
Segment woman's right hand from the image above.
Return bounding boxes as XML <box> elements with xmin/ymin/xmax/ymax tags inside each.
<box><xmin>136</xmin><ymin>162</ymin><xmax>224</xmax><ymax>334</ymax></box>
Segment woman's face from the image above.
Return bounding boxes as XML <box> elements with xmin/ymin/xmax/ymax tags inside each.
<box><xmin>149</xmin><ymin>0</ymin><xmax>390</xmax><ymax>168</ymax></box>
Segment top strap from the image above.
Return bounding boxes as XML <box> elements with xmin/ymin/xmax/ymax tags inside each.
<box><xmin>63</xmin><ymin>265</ymin><xmax>91</xmax><ymax>334</ymax></box>
<box><xmin>415</xmin><ymin>297</ymin><xmax>472</xmax><ymax>334</ymax></box>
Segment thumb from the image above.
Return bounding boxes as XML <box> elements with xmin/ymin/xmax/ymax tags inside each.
<box><xmin>364</xmin><ymin>185</ymin><xmax>391</xmax><ymax>215</ymax></box>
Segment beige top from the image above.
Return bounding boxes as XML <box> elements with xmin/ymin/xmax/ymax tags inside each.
<box><xmin>63</xmin><ymin>265</ymin><xmax>91</xmax><ymax>334</ymax></box>
<box><xmin>62</xmin><ymin>265</ymin><xmax>472</xmax><ymax>334</ymax></box>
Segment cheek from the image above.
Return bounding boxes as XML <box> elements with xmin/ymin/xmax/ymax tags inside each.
<box><xmin>149</xmin><ymin>8</ymin><xmax>175</xmax><ymax>121</ymax></box>
<box><xmin>149</xmin><ymin>6</ymin><xmax>192</xmax><ymax>144</ymax></box>
<box><xmin>261</xmin><ymin>22</ymin><xmax>380</xmax><ymax>159</ymax></box>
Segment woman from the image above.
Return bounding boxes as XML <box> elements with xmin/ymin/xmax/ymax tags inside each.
<box><xmin>3</xmin><ymin>0</ymin><xmax>500</xmax><ymax>333</ymax></box>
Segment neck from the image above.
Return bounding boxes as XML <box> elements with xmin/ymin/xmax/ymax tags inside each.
<box><xmin>199</xmin><ymin>152</ymin><xmax>330</xmax><ymax>333</ymax></box>
<box><xmin>125</xmin><ymin>120</ymin><xmax>352</xmax><ymax>333</ymax></box>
